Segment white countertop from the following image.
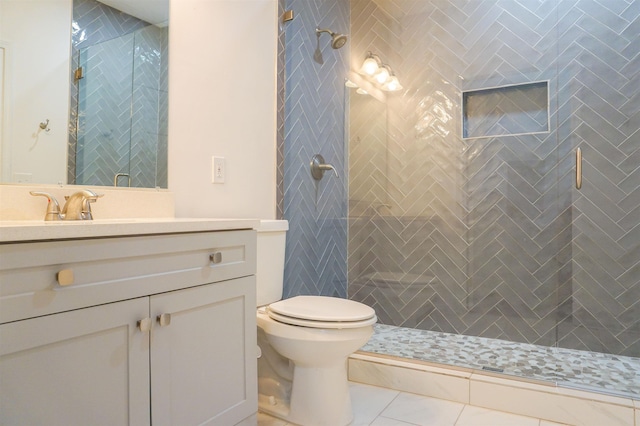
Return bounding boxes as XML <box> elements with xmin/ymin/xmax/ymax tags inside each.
<box><xmin>0</xmin><ymin>218</ymin><xmax>260</xmax><ymax>243</ymax></box>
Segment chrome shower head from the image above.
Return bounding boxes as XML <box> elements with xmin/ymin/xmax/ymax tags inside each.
<box><xmin>316</xmin><ymin>27</ymin><xmax>348</xmax><ymax>49</ymax></box>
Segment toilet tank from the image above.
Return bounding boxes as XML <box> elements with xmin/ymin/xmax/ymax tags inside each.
<box><xmin>256</xmin><ymin>220</ymin><xmax>288</xmax><ymax>307</ymax></box>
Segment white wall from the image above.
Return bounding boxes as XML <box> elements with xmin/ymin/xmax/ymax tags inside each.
<box><xmin>168</xmin><ymin>0</ymin><xmax>278</xmax><ymax>219</ymax></box>
<box><xmin>0</xmin><ymin>0</ymin><xmax>71</xmax><ymax>184</ymax></box>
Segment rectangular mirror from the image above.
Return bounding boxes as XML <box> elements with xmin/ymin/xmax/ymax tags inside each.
<box><xmin>0</xmin><ymin>0</ymin><xmax>168</xmax><ymax>188</ymax></box>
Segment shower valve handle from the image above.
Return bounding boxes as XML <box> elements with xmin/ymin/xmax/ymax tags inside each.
<box><xmin>310</xmin><ymin>154</ymin><xmax>339</xmax><ymax>180</ymax></box>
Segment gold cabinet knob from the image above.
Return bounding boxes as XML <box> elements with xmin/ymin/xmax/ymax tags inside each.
<box><xmin>157</xmin><ymin>313</ymin><xmax>172</xmax><ymax>327</ymax></box>
<box><xmin>138</xmin><ymin>318</ymin><xmax>152</xmax><ymax>332</ymax></box>
<box><xmin>209</xmin><ymin>252</ymin><xmax>222</xmax><ymax>264</ymax></box>
<box><xmin>56</xmin><ymin>269</ymin><xmax>74</xmax><ymax>286</ymax></box>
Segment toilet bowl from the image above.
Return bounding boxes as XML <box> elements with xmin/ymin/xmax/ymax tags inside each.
<box><xmin>255</xmin><ymin>221</ymin><xmax>377</xmax><ymax>426</ymax></box>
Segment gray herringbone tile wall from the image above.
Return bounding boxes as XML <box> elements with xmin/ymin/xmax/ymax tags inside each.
<box><xmin>69</xmin><ymin>0</ymin><xmax>167</xmax><ymax>188</ymax></box>
<box><xmin>282</xmin><ymin>0</ymin><xmax>350</xmax><ymax>298</ymax></box>
<box><xmin>347</xmin><ymin>0</ymin><xmax>639</xmax><ymax>357</ymax></box>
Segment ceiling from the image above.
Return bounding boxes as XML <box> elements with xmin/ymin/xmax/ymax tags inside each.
<box><xmin>97</xmin><ymin>0</ymin><xmax>169</xmax><ymax>27</ymax></box>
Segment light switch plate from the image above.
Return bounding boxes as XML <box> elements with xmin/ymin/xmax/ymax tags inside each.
<box><xmin>212</xmin><ymin>156</ymin><xmax>225</xmax><ymax>183</ymax></box>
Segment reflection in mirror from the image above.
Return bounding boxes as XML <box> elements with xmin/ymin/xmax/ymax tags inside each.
<box><xmin>0</xmin><ymin>0</ymin><xmax>72</xmax><ymax>185</ymax></box>
<box><xmin>69</xmin><ymin>0</ymin><xmax>168</xmax><ymax>188</ymax></box>
<box><xmin>0</xmin><ymin>0</ymin><xmax>167</xmax><ymax>188</ymax></box>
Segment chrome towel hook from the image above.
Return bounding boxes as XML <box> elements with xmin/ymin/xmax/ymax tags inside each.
<box><xmin>39</xmin><ymin>119</ymin><xmax>50</xmax><ymax>132</ymax></box>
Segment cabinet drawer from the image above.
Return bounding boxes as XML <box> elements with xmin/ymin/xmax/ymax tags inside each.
<box><xmin>0</xmin><ymin>230</ymin><xmax>256</xmax><ymax>323</ymax></box>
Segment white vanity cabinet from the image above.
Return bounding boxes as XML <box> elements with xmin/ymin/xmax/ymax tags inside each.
<box><xmin>0</xmin><ymin>228</ymin><xmax>257</xmax><ymax>426</ymax></box>
<box><xmin>150</xmin><ymin>276</ymin><xmax>256</xmax><ymax>426</ymax></box>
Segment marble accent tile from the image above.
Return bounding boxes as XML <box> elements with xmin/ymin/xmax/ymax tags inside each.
<box><xmin>456</xmin><ymin>405</ymin><xmax>539</xmax><ymax>426</ymax></box>
<box><xmin>379</xmin><ymin>392</ymin><xmax>465</xmax><ymax>426</ymax></box>
<box><xmin>472</xmin><ymin>373</ymin><xmax>635</xmax><ymax>407</ymax></box>
<box><xmin>349</xmin><ymin>382</ymin><xmax>399</xmax><ymax>426</ymax></box>
<box><xmin>352</xmin><ymin>353</ymin><xmax>472</xmax><ymax>379</ymax></box>
<box><xmin>349</xmin><ymin>355</ymin><xmax>470</xmax><ymax>404</ymax></box>
<box><xmin>470</xmin><ymin>375</ymin><xmax>635</xmax><ymax>426</ymax></box>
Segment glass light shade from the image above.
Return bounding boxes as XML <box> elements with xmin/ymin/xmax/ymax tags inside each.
<box><xmin>345</xmin><ymin>79</ymin><xmax>358</xmax><ymax>88</ymax></box>
<box><xmin>375</xmin><ymin>66</ymin><xmax>390</xmax><ymax>84</ymax></box>
<box><xmin>383</xmin><ymin>76</ymin><xmax>402</xmax><ymax>91</ymax></box>
<box><xmin>356</xmin><ymin>88</ymin><xmax>369</xmax><ymax>95</ymax></box>
<box><xmin>361</xmin><ymin>57</ymin><xmax>379</xmax><ymax>75</ymax></box>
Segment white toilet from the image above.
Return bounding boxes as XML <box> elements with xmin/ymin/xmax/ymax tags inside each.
<box><xmin>256</xmin><ymin>220</ymin><xmax>376</xmax><ymax>426</ymax></box>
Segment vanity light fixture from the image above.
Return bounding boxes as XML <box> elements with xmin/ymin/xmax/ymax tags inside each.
<box><xmin>382</xmin><ymin>74</ymin><xmax>403</xmax><ymax>92</ymax></box>
<box><xmin>361</xmin><ymin>52</ymin><xmax>381</xmax><ymax>76</ymax></box>
<box><xmin>374</xmin><ymin>65</ymin><xmax>390</xmax><ymax>84</ymax></box>
<box><xmin>358</xmin><ymin>51</ymin><xmax>402</xmax><ymax>92</ymax></box>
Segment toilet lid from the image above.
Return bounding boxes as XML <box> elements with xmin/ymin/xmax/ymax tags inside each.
<box><xmin>267</xmin><ymin>296</ymin><xmax>377</xmax><ymax>329</ymax></box>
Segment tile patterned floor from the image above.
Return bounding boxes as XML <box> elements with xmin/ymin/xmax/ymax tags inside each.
<box><xmin>257</xmin><ymin>382</ymin><xmax>570</xmax><ymax>426</ymax></box>
<box><xmin>360</xmin><ymin>324</ymin><xmax>640</xmax><ymax>398</ymax></box>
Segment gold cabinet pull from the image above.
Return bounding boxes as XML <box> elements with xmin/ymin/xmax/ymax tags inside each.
<box><xmin>56</xmin><ymin>269</ymin><xmax>74</xmax><ymax>286</ymax></box>
<box><xmin>576</xmin><ymin>147</ymin><xmax>582</xmax><ymax>189</ymax></box>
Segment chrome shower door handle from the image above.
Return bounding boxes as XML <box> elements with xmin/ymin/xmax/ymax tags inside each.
<box><xmin>576</xmin><ymin>148</ymin><xmax>582</xmax><ymax>189</ymax></box>
<box><xmin>114</xmin><ymin>173</ymin><xmax>131</xmax><ymax>187</ymax></box>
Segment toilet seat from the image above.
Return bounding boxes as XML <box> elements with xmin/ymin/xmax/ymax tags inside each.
<box><xmin>266</xmin><ymin>295</ymin><xmax>377</xmax><ymax>329</ymax></box>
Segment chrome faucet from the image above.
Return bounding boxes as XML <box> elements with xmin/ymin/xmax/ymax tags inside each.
<box><xmin>30</xmin><ymin>189</ymin><xmax>103</xmax><ymax>221</ymax></box>
<box><xmin>62</xmin><ymin>189</ymin><xmax>103</xmax><ymax>220</ymax></box>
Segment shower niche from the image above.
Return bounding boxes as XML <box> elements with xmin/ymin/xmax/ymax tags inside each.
<box><xmin>462</xmin><ymin>81</ymin><xmax>549</xmax><ymax>139</ymax></box>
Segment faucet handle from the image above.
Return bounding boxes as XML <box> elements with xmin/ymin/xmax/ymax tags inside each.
<box><xmin>81</xmin><ymin>189</ymin><xmax>104</xmax><ymax>200</ymax></box>
<box><xmin>78</xmin><ymin>190</ymin><xmax>103</xmax><ymax>220</ymax></box>
<box><xmin>81</xmin><ymin>191</ymin><xmax>103</xmax><ymax>220</ymax></box>
<box><xmin>30</xmin><ymin>191</ymin><xmax>62</xmax><ymax>221</ymax></box>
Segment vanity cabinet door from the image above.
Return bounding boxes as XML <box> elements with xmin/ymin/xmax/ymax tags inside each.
<box><xmin>0</xmin><ymin>298</ymin><xmax>150</xmax><ymax>426</ymax></box>
<box><xmin>150</xmin><ymin>276</ymin><xmax>257</xmax><ymax>426</ymax></box>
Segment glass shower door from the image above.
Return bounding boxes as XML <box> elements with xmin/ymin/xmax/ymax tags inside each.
<box><xmin>75</xmin><ymin>25</ymin><xmax>168</xmax><ymax>188</ymax></box>
<box><xmin>76</xmin><ymin>32</ymin><xmax>134</xmax><ymax>187</ymax></box>
<box><xmin>346</xmin><ymin>0</ymin><xmax>639</xmax><ymax>398</ymax></box>
<box><xmin>555</xmin><ymin>0</ymin><xmax>640</xmax><ymax>394</ymax></box>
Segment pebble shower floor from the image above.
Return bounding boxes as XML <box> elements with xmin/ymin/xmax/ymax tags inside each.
<box><xmin>360</xmin><ymin>324</ymin><xmax>640</xmax><ymax>398</ymax></box>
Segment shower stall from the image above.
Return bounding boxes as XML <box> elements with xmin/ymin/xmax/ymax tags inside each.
<box><xmin>74</xmin><ymin>25</ymin><xmax>168</xmax><ymax>188</ymax></box>
<box><xmin>281</xmin><ymin>0</ymin><xmax>639</xmax><ymax>398</ymax></box>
